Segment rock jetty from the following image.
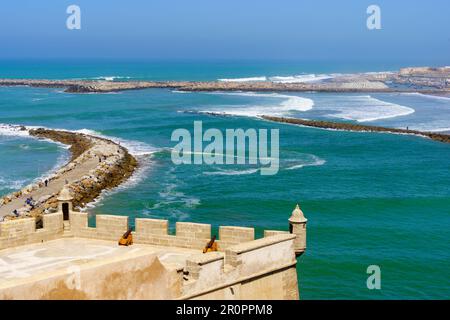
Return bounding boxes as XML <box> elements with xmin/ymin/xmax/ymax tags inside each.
<box><xmin>0</xmin><ymin>66</ymin><xmax>448</xmax><ymax>94</ymax></box>
<box><xmin>261</xmin><ymin>116</ymin><xmax>450</xmax><ymax>144</ymax></box>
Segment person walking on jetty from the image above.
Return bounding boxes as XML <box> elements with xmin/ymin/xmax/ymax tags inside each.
<box><xmin>44</xmin><ymin>179</ymin><xmax>48</xmax><ymax>187</ymax></box>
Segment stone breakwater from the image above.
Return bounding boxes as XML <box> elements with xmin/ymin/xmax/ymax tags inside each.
<box><xmin>0</xmin><ymin>128</ymin><xmax>137</xmax><ymax>221</ymax></box>
<box><xmin>261</xmin><ymin>116</ymin><xmax>450</xmax><ymax>144</ymax></box>
<box><xmin>0</xmin><ymin>66</ymin><xmax>449</xmax><ymax>93</ymax></box>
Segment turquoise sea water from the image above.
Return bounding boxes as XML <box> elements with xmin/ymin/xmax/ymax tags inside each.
<box><xmin>0</xmin><ymin>61</ymin><xmax>449</xmax><ymax>299</ymax></box>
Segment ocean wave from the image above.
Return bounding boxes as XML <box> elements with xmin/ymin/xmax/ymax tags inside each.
<box><xmin>218</xmin><ymin>76</ymin><xmax>267</xmax><ymax>82</ymax></box>
<box><xmin>140</xmin><ymin>170</ymin><xmax>200</xmax><ymax>221</ymax></box>
<box><xmin>202</xmin><ymin>153</ymin><xmax>326</xmax><ymax>175</ymax></box>
<box><xmin>327</xmin><ymin>95</ymin><xmax>415</xmax><ymax>122</ymax></box>
<box><xmin>172</xmin><ymin>90</ymin><xmax>191</xmax><ymax>94</ymax></box>
<box><xmin>0</xmin><ymin>124</ymin><xmax>157</xmax><ymax>210</ymax></box>
<box><xmin>0</xmin><ymin>124</ymin><xmax>31</xmax><ymax>137</ymax></box>
<box><xmin>200</xmin><ymin>91</ymin><xmax>314</xmax><ymax>117</ymax></box>
<box><xmin>0</xmin><ymin>176</ymin><xmax>31</xmax><ymax>191</ymax></box>
<box><xmin>284</xmin><ymin>154</ymin><xmax>326</xmax><ymax>170</ymax></box>
<box><xmin>89</xmin><ymin>76</ymin><xmax>132</xmax><ymax>81</ymax></box>
<box><xmin>68</xmin><ymin>129</ymin><xmax>159</xmax><ymax>210</ymax></box>
<box><xmin>80</xmin><ymin>154</ymin><xmax>155</xmax><ymax>211</ymax></box>
<box><xmin>35</xmin><ymin>151</ymin><xmax>71</xmax><ymax>183</ymax></box>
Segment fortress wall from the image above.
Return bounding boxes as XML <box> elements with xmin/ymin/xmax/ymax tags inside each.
<box><xmin>0</xmin><ymin>251</ymin><xmax>181</xmax><ymax>300</ymax></box>
<box><xmin>96</xmin><ymin>215</ymin><xmax>129</xmax><ymax>241</ymax></box>
<box><xmin>0</xmin><ymin>217</ymin><xmax>35</xmax><ymax>238</ymax></box>
<box><xmin>1</xmin><ymin>212</ymin><xmax>296</xmax><ymax>259</ymax></box>
<box><xmin>176</xmin><ymin>222</ymin><xmax>211</xmax><ymax>239</ymax></box>
<box><xmin>0</xmin><ymin>213</ymin><xmax>63</xmax><ymax>250</ymax></box>
<box><xmin>71</xmin><ymin>213</ymin><xmax>128</xmax><ymax>241</ymax></box>
<box><xmin>71</xmin><ymin>213</ymin><xmax>262</xmax><ymax>251</ymax></box>
<box><xmin>133</xmin><ymin>220</ymin><xmax>211</xmax><ymax>250</ymax></box>
<box><xmin>181</xmin><ymin>233</ymin><xmax>299</xmax><ymax>300</ymax></box>
<box><xmin>264</xmin><ymin>230</ymin><xmax>289</xmax><ymax>237</ymax></box>
<box><xmin>191</xmin><ymin>266</ymin><xmax>298</xmax><ymax>300</ymax></box>
<box><xmin>224</xmin><ymin>234</ymin><xmax>296</xmax><ymax>275</ymax></box>
<box><xmin>68</xmin><ymin>213</ymin><xmax>296</xmax><ymax>256</ymax></box>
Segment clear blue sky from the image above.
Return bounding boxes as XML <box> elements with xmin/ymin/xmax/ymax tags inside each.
<box><xmin>0</xmin><ymin>0</ymin><xmax>449</xmax><ymax>62</ymax></box>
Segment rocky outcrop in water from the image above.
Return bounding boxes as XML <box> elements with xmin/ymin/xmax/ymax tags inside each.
<box><xmin>261</xmin><ymin>116</ymin><xmax>450</xmax><ymax>144</ymax></box>
<box><xmin>0</xmin><ymin>128</ymin><xmax>138</xmax><ymax>221</ymax></box>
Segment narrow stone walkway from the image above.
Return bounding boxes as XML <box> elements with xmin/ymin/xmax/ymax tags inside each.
<box><xmin>0</xmin><ymin>157</ymin><xmax>98</xmax><ymax>218</ymax></box>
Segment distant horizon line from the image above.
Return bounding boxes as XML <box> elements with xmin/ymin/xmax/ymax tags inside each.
<box><xmin>0</xmin><ymin>57</ymin><xmax>448</xmax><ymax>65</ymax></box>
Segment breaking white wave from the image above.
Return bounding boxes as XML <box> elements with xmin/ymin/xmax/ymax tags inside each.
<box><xmin>0</xmin><ymin>125</ymin><xmax>71</xmax><ymax>192</ymax></box>
<box><xmin>0</xmin><ymin>177</ymin><xmax>30</xmax><ymax>191</ymax></box>
<box><xmin>172</xmin><ymin>90</ymin><xmax>190</xmax><ymax>94</ymax></box>
<box><xmin>89</xmin><ymin>76</ymin><xmax>132</xmax><ymax>81</ymax></box>
<box><xmin>35</xmin><ymin>151</ymin><xmax>71</xmax><ymax>183</ymax></box>
<box><xmin>202</xmin><ymin>153</ymin><xmax>326</xmax><ymax>175</ymax></box>
<box><xmin>74</xmin><ymin>129</ymin><xmax>158</xmax><ymax>157</ymax></box>
<box><xmin>285</xmin><ymin>154</ymin><xmax>326</xmax><ymax>170</ymax></box>
<box><xmin>0</xmin><ymin>124</ymin><xmax>156</xmax><ymax>209</ymax></box>
<box><xmin>203</xmin><ymin>168</ymin><xmax>259</xmax><ymax>176</ymax></box>
<box><xmin>218</xmin><ymin>73</ymin><xmax>339</xmax><ymax>83</ymax></box>
<box><xmin>71</xmin><ymin>129</ymin><xmax>159</xmax><ymax>209</ymax></box>
<box><xmin>327</xmin><ymin>95</ymin><xmax>415</xmax><ymax>122</ymax></box>
<box><xmin>218</xmin><ymin>76</ymin><xmax>267</xmax><ymax>82</ymax></box>
<box><xmin>0</xmin><ymin>125</ymin><xmax>158</xmax><ymax>157</ymax></box>
<box><xmin>269</xmin><ymin>73</ymin><xmax>337</xmax><ymax>83</ymax></box>
<box><xmin>0</xmin><ymin>124</ymin><xmax>32</xmax><ymax>137</ymax></box>
<box><xmin>401</xmin><ymin>92</ymin><xmax>450</xmax><ymax>101</ymax></box>
<box><xmin>201</xmin><ymin>91</ymin><xmax>314</xmax><ymax>117</ymax></box>
<box><xmin>0</xmin><ymin>124</ymin><xmax>70</xmax><ymax>151</ymax></box>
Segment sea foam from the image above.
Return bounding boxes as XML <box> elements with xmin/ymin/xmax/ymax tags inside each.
<box><xmin>200</xmin><ymin>91</ymin><xmax>314</xmax><ymax>117</ymax></box>
<box><xmin>401</xmin><ymin>92</ymin><xmax>450</xmax><ymax>101</ymax></box>
<box><xmin>218</xmin><ymin>76</ymin><xmax>267</xmax><ymax>82</ymax></box>
<box><xmin>89</xmin><ymin>76</ymin><xmax>132</xmax><ymax>81</ymax></box>
<box><xmin>218</xmin><ymin>73</ymin><xmax>339</xmax><ymax>83</ymax></box>
<box><xmin>327</xmin><ymin>95</ymin><xmax>415</xmax><ymax>122</ymax></box>
<box><xmin>269</xmin><ymin>73</ymin><xmax>337</xmax><ymax>83</ymax></box>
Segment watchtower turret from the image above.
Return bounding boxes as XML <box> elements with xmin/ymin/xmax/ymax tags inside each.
<box><xmin>57</xmin><ymin>185</ymin><xmax>73</xmax><ymax>221</ymax></box>
<box><xmin>289</xmin><ymin>204</ymin><xmax>308</xmax><ymax>256</ymax></box>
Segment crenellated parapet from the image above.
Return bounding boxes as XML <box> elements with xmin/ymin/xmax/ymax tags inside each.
<box><xmin>0</xmin><ymin>212</ymin><xmax>63</xmax><ymax>250</ymax></box>
<box><xmin>0</xmin><ymin>204</ymin><xmax>307</xmax><ymax>300</ymax></box>
<box><xmin>70</xmin><ymin>212</ymin><xmax>273</xmax><ymax>251</ymax></box>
